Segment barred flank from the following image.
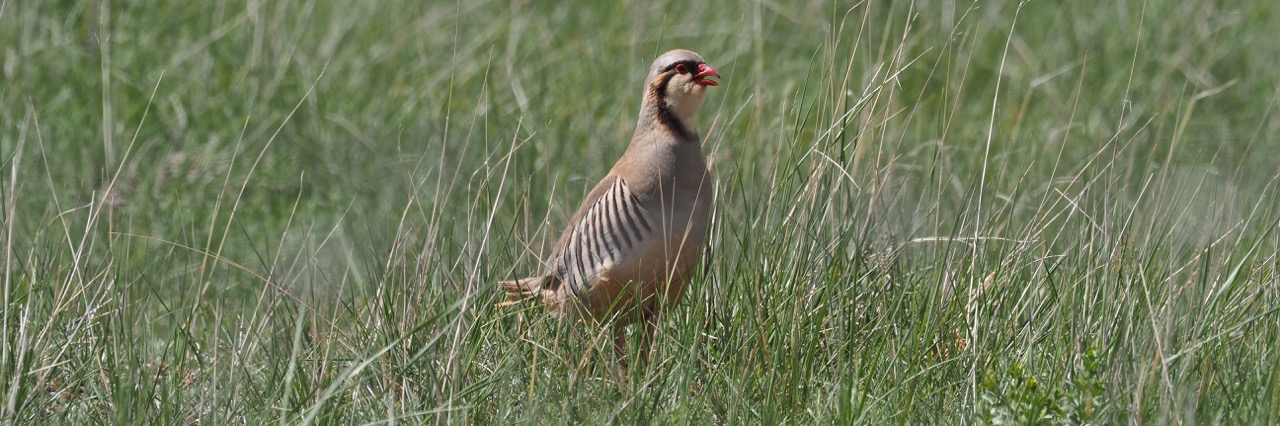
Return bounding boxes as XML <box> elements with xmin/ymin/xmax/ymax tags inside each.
<box><xmin>555</xmin><ymin>177</ymin><xmax>653</xmax><ymax>299</ymax></box>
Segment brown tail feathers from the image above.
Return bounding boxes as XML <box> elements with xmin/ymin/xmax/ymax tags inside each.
<box><xmin>496</xmin><ymin>276</ymin><xmax>546</xmax><ymax>307</ymax></box>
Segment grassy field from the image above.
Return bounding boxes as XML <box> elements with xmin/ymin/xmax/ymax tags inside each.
<box><xmin>2</xmin><ymin>0</ymin><xmax>1279</xmax><ymax>423</ymax></box>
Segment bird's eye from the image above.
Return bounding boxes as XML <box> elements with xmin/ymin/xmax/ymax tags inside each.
<box><xmin>674</xmin><ymin>63</ymin><xmax>688</xmax><ymax>74</ymax></box>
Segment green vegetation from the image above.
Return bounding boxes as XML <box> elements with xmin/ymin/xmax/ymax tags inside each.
<box><xmin>2</xmin><ymin>0</ymin><xmax>1278</xmax><ymax>423</ymax></box>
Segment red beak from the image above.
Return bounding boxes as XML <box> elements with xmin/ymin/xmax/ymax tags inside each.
<box><xmin>694</xmin><ymin>64</ymin><xmax>720</xmax><ymax>86</ymax></box>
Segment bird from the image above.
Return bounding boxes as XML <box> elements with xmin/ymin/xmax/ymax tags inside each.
<box><xmin>498</xmin><ymin>49</ymin><xmax>720</xmax><ymax>366</ymax></box>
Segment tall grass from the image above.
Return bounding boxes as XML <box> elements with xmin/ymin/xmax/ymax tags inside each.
<box><xmin>2</xmin><ymin>0</ymin><xmax>1278</xmax><ymax>423</ymax></box>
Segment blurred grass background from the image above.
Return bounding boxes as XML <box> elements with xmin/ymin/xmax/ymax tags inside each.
<box><xmin>2</xmin><ymin>0</ymin><xmax>1278</xmax><ymax>423</ymax></box>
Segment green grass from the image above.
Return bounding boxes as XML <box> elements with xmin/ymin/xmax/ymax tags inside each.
<box><xmin>3</xmin><ymin>0</ymin><xmax>1279</xmax><ymax>423</ymax></box>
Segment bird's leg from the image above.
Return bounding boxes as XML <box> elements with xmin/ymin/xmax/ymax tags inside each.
<box><xmin>638</xmin><ymin>309</ymin><xmax>659</xmax><ymax>366</ymax></box>
<box><xmin>613</xmin><ymin>326</ymin><xmax>629</xmax><ymax>370</ymax></box>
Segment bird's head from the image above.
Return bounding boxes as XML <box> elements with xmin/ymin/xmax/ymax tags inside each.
<box><xmin>644</xmin><ymin>49</ymin><xmax>720</xmax><ymax>134</ymax></box>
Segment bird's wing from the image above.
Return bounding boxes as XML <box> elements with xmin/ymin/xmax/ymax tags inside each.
<box><xmin>549</xmin><ymin>175</ymin><xmax>655</xmax><ymax>300</ymax></box>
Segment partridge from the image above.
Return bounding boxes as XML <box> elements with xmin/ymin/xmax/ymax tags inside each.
<box><xmin>499</xmin><ymin>49</ymin><xmax>720</xmax><ymax>364</ymax></box>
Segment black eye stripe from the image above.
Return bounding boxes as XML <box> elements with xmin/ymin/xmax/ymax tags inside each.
<box><xmin>662</xmin><ymin>60</ymin><xmax>700</xmax><ymax>74</ymax></box>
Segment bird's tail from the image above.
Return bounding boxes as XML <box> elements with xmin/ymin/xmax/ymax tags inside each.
<box><xmin>496</xmin><ymin>276</ymin><xmax>546</xmax><ymax>307</ymax></box>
